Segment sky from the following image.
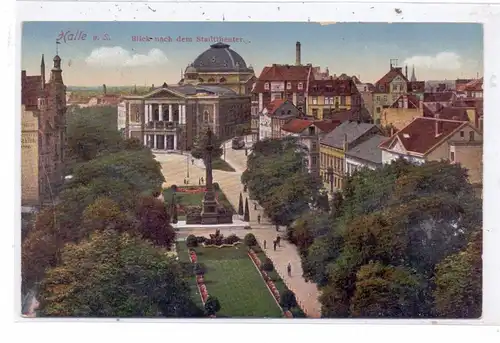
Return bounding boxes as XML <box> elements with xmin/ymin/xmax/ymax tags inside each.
<box><xmin>21</xmin><ymin>22</ymin><xmax>483</xmax><ymax>87</ymax></box>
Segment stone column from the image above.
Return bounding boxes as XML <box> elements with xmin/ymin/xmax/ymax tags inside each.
<box><xmin>159</xmin><ymin>104</ymin><xmax>163</xmax><ymax>121</ymax></box>
<box><xmin>144</xmin><ymin>134</ymin><xmax>147</xmax><ymax>146</ymax></box>
<box><xmin>182</xmin><ymin>104</ymin><xmax>186</xmax><ymax>124</ymax></box>
<box><xmin>169</xmin><ymin>104</ymin><xmax>173</xmax><ymax>122</ymax></box>
<box><xmin>153</xmin><ymin>135</ymin><xmax>157</xmax><ymax>149</ymax></box>
<box><xmin>173</xmin><ymin>134</ymin><xmax>177</xmax><ymax>150</ymax></box>
<box><xmin>164</xmin><ymin>134</ymin><xmax>167</xmax><ymax>150</ymax></box>
<box><xmin>144</xmin><ymin>104</ymin><xmax>148</xmax><ymax>122</ymax></box>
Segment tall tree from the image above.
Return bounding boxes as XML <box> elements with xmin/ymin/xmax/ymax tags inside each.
<box><xmin>190</xmin><ymin>127</ymin><xmax>223</xmax><ymax>164</ymax></box>
<box><xmin>135</xmin><ymin>195</ymin><xmax>176</xmax><ymax>248</ymax></box>
<box><xmin>244</xmin><ymin>198</ymin><xmax>250</xmax><ymax>222</ymax></box>
<box><xmin>238</xmin><ymin>192</ymin><xmax>244</xmax><ymax>216</ymax></box>
<box><xmin>38</xmin><ymin>230</ymin><xmax>198</xmax><ymax>317</ymax></box>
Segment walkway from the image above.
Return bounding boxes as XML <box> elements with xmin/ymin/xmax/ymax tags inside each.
<box><xmin>156</xmin><ymin>137</ymin><xmax>322</xmax><ymax>318</ymax></box>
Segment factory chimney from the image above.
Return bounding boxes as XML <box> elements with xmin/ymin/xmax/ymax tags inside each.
<box><xmin>296</xmin><ymin>41</ymin><xmax>301</xmax><ymax>66</ymax></box>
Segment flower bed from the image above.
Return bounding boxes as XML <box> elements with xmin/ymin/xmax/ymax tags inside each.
<box><xmin>248</xmin><ymin>249</ymin><xmax>293</xmax><ymax>318</ymax></box>
<box><xmin>189</xmin><ymin>250</ymin><xmax>209</xmax><ymax>305</ymax></box>
<box><xmin>203</xmin><ymin>241</ymin><xmax>242</xmax><ymax>248</ymax></box>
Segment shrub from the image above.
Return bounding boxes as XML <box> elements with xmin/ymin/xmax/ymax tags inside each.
<box><xmin>223</xmin><ymin>234</ymin><xmax>240</xmax><ymax>245</ymax></box>
<box><xmin>186</xmin><ymin>234</ymin><xmax>198</xmax><ymax>248</ymax></box>
<box><xmin>204</xmin><ymin>238</ymin><xmax>215</xmax><ymax>246</ymax></box>
<box><xmin>204</xmin><ymin>296</ymin><xmax>221</xmax><ymax>316</ymax></box>
<box><xmin>261</xmin><ymin>258</ymin><xmax>274</xmax><ymax>272</ymax></box>
<box><xmin>252</xmin><ymin>246</ymin><xmax>263</xmax><ymax>254</ymax></box>
<box><xmin>196</xmin><ymin>236</ymin><xmax>207</xmax><ymax>244</ymax></box>
<box><xmin>193</xmin><ymin>262</ymin><xmax>206</xmax><ymax>275</ymax></box>
<box><xmin>244</xmin><ymin>233</ymin><xmax>257</xmax><ymax>247</ymax></box>
<box><xmin>280</xmin><ymin>290</ymin><xmax>298</xmax><ymax>310</ymax></box>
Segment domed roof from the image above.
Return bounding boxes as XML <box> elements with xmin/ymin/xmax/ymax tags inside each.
<box><xmin>185</xmin><ymin>64</ymin><xmax>197</xmax><ymax>74</ymax></box>
<box><xmin>192</xmin><ymin>42</ymin><xmax>252</xmax><ymax>73</ymax></box>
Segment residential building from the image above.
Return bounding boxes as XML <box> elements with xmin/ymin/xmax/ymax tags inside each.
<box><xmin>121</xmin><ymin>83</ymin><xmax>251</xmax><ymax>151</ymax></box>
<box><xmin>306</xmin><ymin>78</ymin><xmax>361</xmax><ymax>120</ymax></box>
<box><xmin>280</xmin><ymin>119</ymin><xmax>321</xmax><ymax>177</ymax></box>
<box><xmin>356</xmin><ymin>82</ymin><xmax>375</xmax><ymax>117</ymax></box>
<box><xmin>319</xmin><ymin>121</ymin><xmax>380</xmax><ymax>192</ymax></box>
<box><xmin>21</xmin><ymin>54</ymin><xmax>67</xmax><ymax>210</ymax></box>
<box><xmin>345</xmin><ymin>134</ymin><xmax>387</xmax><ymax>176</ymax></box>
<box><xmin>117</xmin><ymin>102</ymin><xmax>126</xmax><ymax>133</ymax></box>
<box><xmin>258</xmin><ymin>99</ymin><xmax>302</xmax><ymax>140</ymax></box>
<box><xmin>422</xmin><ymin>92</ymin><xmax>456</xmax><ymax>115</ymax></box>
<box><xmin>251</xmin><ymin>113</ymin><xmax>259</xmax><ymax>142</ymax></box>
<box><xmin>179</xmin><ymin>42</ymin><xmax>256</xmax><ymax>96</ymax></box>
<box><xmin>372</xmin><ymin>65</ymin><xmax>409</xmax><ymax>123</ymax></box>
<box><xmin>381</xmin><ymin>94</ymin><xmax>423</xmax><ymax>130</ymax></box>
<box><xmin>463</xmin><ymin>77</ymin><xmax>483</xmax><ymax>99</ymax></box>
<box><xmin>379</xmin><ymin>117</ymin><xmax>483</xmax><ymax>184</ymax></box>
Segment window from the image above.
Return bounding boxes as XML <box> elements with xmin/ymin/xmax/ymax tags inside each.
<box><xmin>376</xmin><ymin>96</ymin><xmax>381</xmax><ymax>102</ymax></box>
<box><xmin>340</xmin><ymin>96</ymin><xmax>346</xmax><ymax>106</ymax></box>
<box><xmin>312</xmin><ymin>141</ymin><xmax>317</xmax><ymax>151</ymax></box>
<box><xmin>312</xmin><ymin>97</ymin><xmax>318</xmax><ymax>105</ymax></box>
<box><xmin>312</xmin><ymin>109</ymin><xmax>318</xmax><ymax>118</ymax></box>
<box><xmin>460</xmin><ymin>131</ymin><xmax>464</xmax><ymax>138</ymax></box>
<box><xmin>383</xmin><ymin>95</ymin><xmax>388</xmax><ymax>102</ymax></box>
<box><xmin>469</xmin><ymin>131</ymin><xmax>475</xmax><ymax>141</ymax></box>
<box><xmin>298</xmin><ymin>82</ymin><xmax>304</xmax><ymax>90</ymax></box>
<box><xmin>380</xmin><ymin>85</ymin><xmax>385</xmax><ymax>91</ymax></box>
<box><xmin>450</xmin><ymin>151</ymin><xmax>455</xmax><ymax>162</ymax></box>
<box><xmin>312</xmin><ymin>156</ymin><xmax>317</xmax><ymax>166</ymax></box>
<box><xmin>287</xmin><ymin>82</ymin><xmax>292</xmax><ymax>90</ymax></box>
<box><xmin>376</xmin><ymin>107</ymin><xmax>381</xmax><ymax>114</ymax></box>
<box><xmin>264</xmin><ymin>83</ymin><xmax>270</xmax><ymax>90</ymax></box>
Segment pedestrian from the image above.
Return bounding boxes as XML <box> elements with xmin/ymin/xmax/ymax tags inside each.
<box><xmin>254</xmin><ymin>203</ymin><xmax>257</xmax><ymax>210</ymax></box>
<box><xmin>201</xmin><ymin>176</ymin><xmax>204</xmax><ymax>184</ymax></box>
<box><xmin>257</xmin><ymin>214</ymin><xmax>261</xmax><ymax>224</ymax></box>
<box><xmin>192</xmin><ymin>158</ymin><xmax>194</xmax><ymax>165</ymax></box>
<box><xmin>273</xmin><ymin>240</ymin><xmax>277</xmax><ymax>251</ymax></box>
<box><xmin>263</xmin><ymin>240</ymin><xmax>267</xmax><ymax>249</ymax></box>
<box><xmin>287</xmin><ymin>263</ymin><xmax>292</xmax><ymax>277</ymax></box>
<box><xmin>276</xmin><ymin>235</ymin><xmax>281</xmax><ymax>247</ymax></box>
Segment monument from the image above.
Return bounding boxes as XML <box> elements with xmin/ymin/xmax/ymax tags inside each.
<box><xmin>185</xmin><ymin>127</ymin><xmax>233</xmax><ymax>225</ymax></box>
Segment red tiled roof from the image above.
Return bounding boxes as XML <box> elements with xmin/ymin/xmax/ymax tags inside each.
<box><xmin>253</xmin><ymin>64</ymin><xmax>312</xmax><ymax>93</ymax></box>
<box><xmin>374</xmin><ymin>67</ymin><xmax>408</xmax><ymax>93</ymax></box>
<box><xmin>324</xmin><ymin>108</ymin><xmax>371</xmax><ymax>123</ymax></box>
<box><xmin>423</xmin><ymin>92</ymin><xmax>455</xmax><ymax>103</ymax></box>
<box><xmin>464</xmin><ymin>77</ymin><xmax>483</xmax><ymax>91</ymax></box>
<box><xmin>455</xmin><ymin>78</ymin><xmax>474</xmax><ymax>92</ymax></box>
<box><xmin>281</xmin><ymin>118</ymin><xmax>313</xmax><ymax>133</ymax></box>
<box><xmin>313</xmin><ymin>120</ymin><xmax>342</xmax><ymax>133</ymax></box>
<box><xmin>435</xmin><ymin>107</ymin><xmax>469</xmax><ymax>122</ymax></box>
<box><xmin>379</xmin><ymin>117</ymin><xmax>466</xmax><ymax>155</ymax></box>
<box><xmin>308</xmin><ymin>79</ymin><xmax>357</xmax><ymax>96</ymax></box>
<box><xmin>265</xmin><ymin>99</ymin><xmax>286</xmax><ymax>115</ymax></box>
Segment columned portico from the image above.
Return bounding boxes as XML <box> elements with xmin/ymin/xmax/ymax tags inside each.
<box><xmin>169</xmin><ymin>104</ymin><xmax>173</xmax><ymax>122</ymax></box>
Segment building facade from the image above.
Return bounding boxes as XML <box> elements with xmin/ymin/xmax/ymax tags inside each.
<box><xmin>21</xmin><ymin>54</ymin><xmax>67</xmax><ymax>209</ymax></box>
<box><xmin>258</xmin><ymin>99</ymin><xmax>302</xmax><ymax>140</ymax></box>
<box><xmin>121</xmin><ymin>83</ymin><xmax>250</xmax><ymax>151</ymax></box>
<box><xmin>344</xmin><ymin>134</ymin><xmax>386</xmax><ymax>176</ymax></box>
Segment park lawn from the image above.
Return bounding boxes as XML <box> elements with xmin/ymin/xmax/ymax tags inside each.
<box><xmin>197</xmin><ymin>246</ymin><xmax>283</xmax><ymax>318</ymax></box>
<box><xmin>163</xmin><ymin>186</ymin><xmax>236</xmax><ymax>220</ymax></box>
<box><xmin>212</xmin><ymin>158</ymin><xmax>236</xmax><ymax>172</ymax></box>
<box><xmin>176</xmin><ymin>242</ymin><xmax>204</xmax><ymax>310</ymax></box>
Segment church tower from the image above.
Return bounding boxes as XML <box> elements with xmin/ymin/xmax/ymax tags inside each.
<box><xmin>40</xmin><ymin>54</ymin><xmax>45</xmax><ymax>89</ymax></box>
<box><xmin>410</xmin><ymin>65</ymin><xmax>417</xmax><ymax>82</ymax></box>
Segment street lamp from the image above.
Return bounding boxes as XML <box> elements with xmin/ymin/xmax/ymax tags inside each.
<box><xmin>327</xmin><ymin>167</ymin><xmax>334</xmax><ymax>193</ymax></box>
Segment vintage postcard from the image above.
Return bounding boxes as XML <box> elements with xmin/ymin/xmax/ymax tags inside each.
<box><xmin>20</xmin><ymin>21</ymin><xmax>483</xmax><ymax>319</ymax></box>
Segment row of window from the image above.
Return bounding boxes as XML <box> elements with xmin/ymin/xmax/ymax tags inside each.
<box><xmin>264</xmin><ymin>82</ymin><xmax>304</xmax><ymax>91</ymax></box>
<box><xmin>320</xmin><ymin>153</ymin><xmax>345</xmax><ymax>173</ymax></box>
<box><xmin>321</xmin><ymin>172</ymin><xmax>343</xmax><ymax>189</ymax></box>
<box><xmin>311</xmin><ymin>96</ymin><xmax>347</xmax><ymax>105</ymax></box>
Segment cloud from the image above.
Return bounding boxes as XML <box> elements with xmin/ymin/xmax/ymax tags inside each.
<box><xmin>85</xmin><ymin>46</ymin><xmax>168</xmax><ymax>67</ymax></box>
<box><xmin>403</xmin><ymin>52</ymin><xmax>462</xmax><ymax>70</ymax></box>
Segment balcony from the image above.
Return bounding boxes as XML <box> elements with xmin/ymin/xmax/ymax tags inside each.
<box><xmin>146</xmin><ymin>121</ymin><xmax>180</xmax><ymax>130</ymax></box>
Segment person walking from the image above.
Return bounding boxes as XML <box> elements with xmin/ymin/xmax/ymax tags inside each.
<box><xmin>276</xmin><ymin>235</ymin><xmax>281</xmax><ymax>248</ymax></box>
<box><xmin>263</xmin><ymin>240</ymin><xmax>267</xmax><ymax>249</ymax></box>
<box><xmin>192</xmin><ymin>158</ymin><xmax>194</xmax><ymax>165</ymax></box>
<box><xmin>254</xmin><ymin>203</ymin><xmax>257</xmax><ymax>210</ymax></box>
<box><xmin>273</xmin><ymin>240</ymin><xmax>277</xmax><ymax>251</ymax></box>
<box><xmin>257</xmin><ymin>214</ymin><xmax>261</xmax><ymax>224</ymax></box>
<box><xmin>287</xmin><ymin>263</ymin><xmax>292</xmax><ymax>277</ymax></box>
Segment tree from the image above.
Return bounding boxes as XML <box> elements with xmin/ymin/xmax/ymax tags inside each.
<box><xmin>243</xmin><ymin>197</ymin><xmax>250</xmax><ymax>222</ymax></box>
<box><xmin>81</xmin><ymin>197</ymin><xmax>135</xmax><ymax>237</ymax></box>
<box><xmin>238</xmin><ymin>192</ymin><xmax>244</xmax><ymax>215</ymax></box>
<box><xmin>280</xmin><ymin>290</ymin><xmax>298</xmax><ymax>310</ymax></box>
<box><xmin>135</xmin><ymin>195</ymin><xmax>176</xmax><ymax>248</ymax></box>
<box><xmin>433</xmin><ymin>229</ymin><xmax>482</xmax><ymax>318</ymax></box>
<box><xmin>37</xmin><ymin>230</ymin><xmax>199</xmax><ymax>317</ymax></box>
<box><xmin>204</xmin><ymin>295</ymin><xmax>221</xmax><ymax>316</ymax></box>
<box><xmin>190</xmin><ymin>127</ymin><xmax>223</xmax><ymax>164</ymax></box>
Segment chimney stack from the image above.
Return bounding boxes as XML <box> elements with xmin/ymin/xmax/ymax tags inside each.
<box><xmin>296</xmin><ymin>42</ymin><xmax>301</xmax><ymax>66</ymax></box>
<box><xmin>435</xmin><ymin>114</ymin><xmax>443</xmax><ymax>136</ymax></box>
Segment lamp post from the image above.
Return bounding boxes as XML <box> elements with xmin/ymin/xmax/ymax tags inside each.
<box><xmin>327</xmin><ymin>167</ymin><xmax>334</xmax><ymax>194</ymax></box>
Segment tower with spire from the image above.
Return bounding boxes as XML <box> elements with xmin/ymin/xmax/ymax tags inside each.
<box><xmin>410</xmin><ymin>65</ymin><xmax>417</xmax><ymax>82</ymax></box>
<box><xmin>40</xmin><ymin>54</ymin><xmax>45</xmax><ymax>90</ymax></box>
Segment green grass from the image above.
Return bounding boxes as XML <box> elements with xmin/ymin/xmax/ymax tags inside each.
<box><xmin>212</xmin><ymin>158</ymin><xmax>236</xmax><ymax>172</ymax></box>
<box><xmin>163</xmin><ymin>186</ymin><xmax>236</xmax><ymax>220</ymax></box>
<box><xmin>189</xmin><ymin>245</ymin><xmax>283</xmax><ymax>318</ymax></box>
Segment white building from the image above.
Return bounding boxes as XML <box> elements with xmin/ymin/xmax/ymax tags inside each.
<box><xmin>259</xmin><ymin>106</ymin><xmax>273</xmax><ymax>140</ymax></box>
<box><xmin>117</xmin><ymin>102</ymin><xmax>127</xmax><ymax>133</ymax></box>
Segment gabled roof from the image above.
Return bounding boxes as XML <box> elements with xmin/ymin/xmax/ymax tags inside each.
<box><xmin>423</xmin><ymin>92</ymin><xmax>455</xmax><ymax>103</ymax></box>
<box><xmin>374</xmin><ymin>67</ymin><xmax>408</xmax><ymax>93</ymax></box>
<box><xmin>257</xmin><ymin>64</ymin><xmax>312</xmax><ymax>81</ymax></box>
<box><xmin>281</xmin><ymin>118</ymin><xmax>314</xmax><ymax>133</ymax></box>
<box><xmin>345</xmin><ymin>134</ymin><xmax>387</xmax><ymax>165</ymax></box>
<box><xmin>320</xmin><ymin>121</ymin><xmax>378</xmax><ymax>149</ymax></box>
<box><xmin>379</xmin><ymin>117</ymin><xmax>468</xmax><ymax>155</ymax></box>
<box><xmin>389</xmin><ymin>94</ymin><xmax>420</xmax><ymax>109</ymax></box>
<box><xmin>435</xmin><ymin>107</ymin><xmax>469</xmax><ymax>122</ymax></box>
<box><xmin>464</xmin><ymin>77</ymin><xmax>483</xmax><ymax>91</ymax></box>
<box><xmin>313</xmin><ymin>120</ymin><xmax>342</xmax><ymax>133</ymax></box>
<box><xmin>265</xmin><ymin>99</ymin><xmax>286</xmax><ymax>115</ymax></box>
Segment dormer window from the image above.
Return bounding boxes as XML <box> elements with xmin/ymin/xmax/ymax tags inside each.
<box><xmin>211</xmin><ymin>57</ymin><xmax>216</xmax><ymax>63</ymax></box>
<box><xmin>287</xmin><ymin>82</ymin><xmax>292</xmax><ymax>90</ymax></box>
<box><xmin>380</xmin><ymin>85</ymin><xmax>385</xmax><ymax>91</ymax></box>
<box><xmin>298</xmin><ymin>82</ymin><xmax>304</xmax><ymax>90</ymax></box>
<box><xmin>264</xmin><ymin>82</ymin><xmax>270</xmax><ymax>90</ymax></box>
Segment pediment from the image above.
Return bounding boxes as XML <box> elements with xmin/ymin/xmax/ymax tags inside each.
<box><xmin>144</xmin><ymin>89</ymin><xmax>184</xmax><ymax>99</ymax></box>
